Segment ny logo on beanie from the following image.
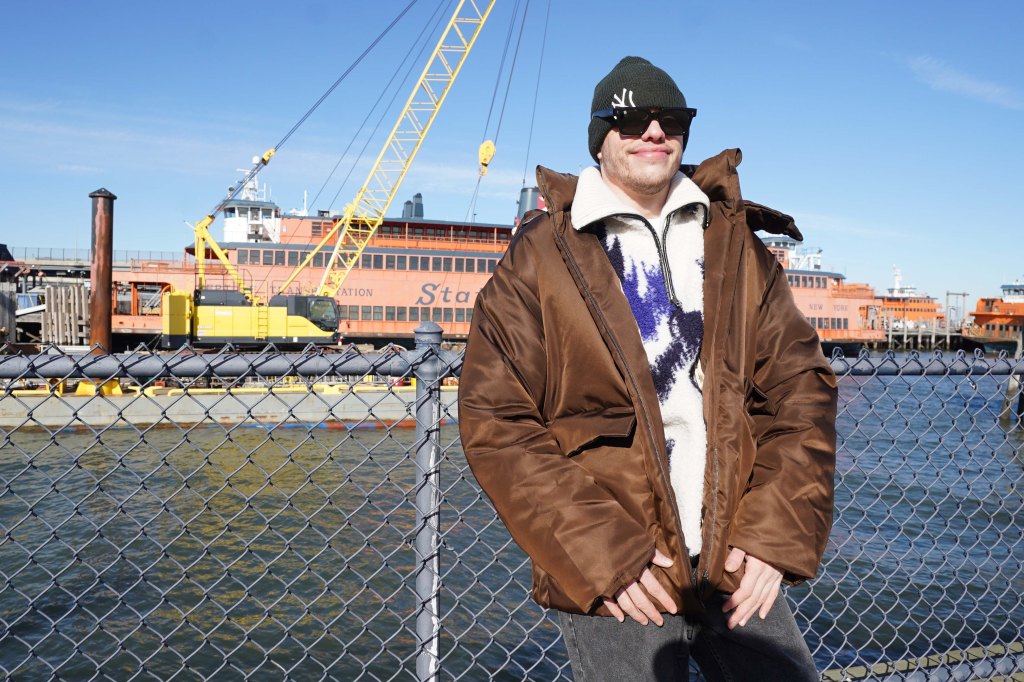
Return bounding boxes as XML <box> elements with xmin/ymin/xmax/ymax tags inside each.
<box><xmin>612</xmin><ymin>88</ymin><xmax>636</xmax><ymax>109</ymax></box>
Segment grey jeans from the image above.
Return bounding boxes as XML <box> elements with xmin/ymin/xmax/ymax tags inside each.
<box><xmin>558</xmin><ymin>591</ymin><xmax>819</xmax><ymax>681</ymax></box>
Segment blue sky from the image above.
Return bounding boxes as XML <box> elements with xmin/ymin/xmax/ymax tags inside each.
<box><xmin>1</xmin><ymin>1</ymin><xmax>1021</xmax><ymax>312</ymax></box>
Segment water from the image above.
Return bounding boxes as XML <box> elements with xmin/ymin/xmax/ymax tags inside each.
<box><xmin>0</xmin><ymin>373</ymin><xmax>1021</xmax><ymax>680</ymax></box>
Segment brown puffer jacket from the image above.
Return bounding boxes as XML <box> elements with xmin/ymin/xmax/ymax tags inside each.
<box><xmin>458</xmin><ymin>148</ymin><xmax>837</xmax><ymax>617</ymax></box>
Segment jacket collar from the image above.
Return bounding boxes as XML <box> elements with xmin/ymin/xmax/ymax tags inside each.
<box><xmin>569</xmin><ymin>166</ymin><xmax>710</xmax><ymax>230</ymax></box>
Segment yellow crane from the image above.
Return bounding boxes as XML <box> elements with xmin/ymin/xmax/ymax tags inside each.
<box><xmin>162</xmin><ymin>0</ymin><xmax>495</xmax><ymax>348</ymax></box>
<box><xmin>278</xmin><ymin>0</ymin><xmax>496</xmax><ymax>298</ymax></box>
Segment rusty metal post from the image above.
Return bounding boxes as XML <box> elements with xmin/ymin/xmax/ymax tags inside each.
<box><xmin>88</xmin><ymin>188</ymin><xmax>116</xmax><ymax>353</ymax></box>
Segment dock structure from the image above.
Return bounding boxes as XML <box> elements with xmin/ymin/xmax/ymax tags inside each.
<box><xmin>863</xmin><ymin>326</ymin><xmax>971</xmax><ymax>352</ymax></box>
<box><xmin>40</xmin><ymin>284</ymin><xmax>89</xmax><ymax>347</ymax></box>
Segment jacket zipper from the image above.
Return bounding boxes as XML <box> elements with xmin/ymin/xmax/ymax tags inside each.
<box><xmin>554</xmin><ymin>221</ymin><xmax>697</xmax><ymax>590</ymax></box>
<box><xmin>602</xmin><ymin>203</ymin><xmax>707</xmax><ymax>309</ymax></box>
<box><xmin>695</xmin><ymin>203</ymin><xmax>719</xmax><ymax>594</ymax></box>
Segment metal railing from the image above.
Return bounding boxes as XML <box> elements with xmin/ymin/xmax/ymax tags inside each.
<box><xmin>7</xmin><ymin>247</ymin><xmax>182</xmax><ymax>264</ymax></box>
<box><xmin>0</xmin><ymin>333</ymin><xmax>1021</xmax><ymax>680</ymax></box>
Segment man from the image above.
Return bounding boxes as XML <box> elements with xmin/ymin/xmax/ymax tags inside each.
<box><xmin>458</xmin><ymin>56</ymin><xmax>837</xmax><ymax>680</ymax></box>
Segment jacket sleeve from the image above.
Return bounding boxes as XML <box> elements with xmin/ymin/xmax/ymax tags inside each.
<box><xmin>458</xmin><ymin>257</ymin><xmax>655</xmax><ymax>613</ymax></box>
<box><xmin>727</xmin><ymin>257</ymin><xmax>838</xmax><ymax>584</ymax></box>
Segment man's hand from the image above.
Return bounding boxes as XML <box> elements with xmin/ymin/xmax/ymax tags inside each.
<box><xmin>721</xmin><ymin>547</ymin><xmax>783</xmax><ymax>629</ymax></box>
<box><xmin>602</xmin><ymin>549</ymin><xmax>678</xmax><ymax>626</ymax></box>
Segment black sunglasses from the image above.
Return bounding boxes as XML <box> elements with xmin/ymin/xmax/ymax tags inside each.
<box><xmin>591</xmin><ymin>106</ymin><xmax>697</xmax><ymax>137</ymax></box>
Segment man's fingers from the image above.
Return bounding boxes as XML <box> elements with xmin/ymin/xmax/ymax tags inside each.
<box><xmin>758</xmin><ymin>582</ymin><xmax>781</xmax><ymax>620</ymax></box>
<box><xmin>614</xmin><ymin>586</ymin><xmax>646</xmax><ymax>625</ymax></box>
<box><xmin>602</xmin><ymin>597</ymin><xmax>625</xmax><ymax>623</ymax></box>
<box><xmin>639</xmin><ymin>568</ymin><xmax>677</xmax><ymax>614</ymax></box>
<box><xmin>721</xmin><ymin>583</ymin><xmax>750</xmax><ymax>612</ymax></box>
<box><xmin>625</xmin><ymin>582</ymin><xmax>663</xmax><ymax>626</ymax></box>
<box><xmin>651</xmin><ymin>549</ymin><xmax>674</xmax><ymax>568</ymax></box>
<box><xmin>723</xmin><ymin>546</ymin><xmax>746</xmax><ymax>572</ymax></box>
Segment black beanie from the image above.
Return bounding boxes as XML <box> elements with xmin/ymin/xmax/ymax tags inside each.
<box><xmin>588</xmin><ymin>56</ymin><xmax>688</xmax><ymax>162</ymax></box>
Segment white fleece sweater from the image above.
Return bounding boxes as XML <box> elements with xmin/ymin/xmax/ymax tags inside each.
<box><xmin>571</xmin><ymin>167</ymin><xmax>710</xmax><ymax>556</ymax></box>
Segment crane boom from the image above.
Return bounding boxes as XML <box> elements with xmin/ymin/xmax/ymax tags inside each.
<box><xmin>278</xmin><ymin>0</ymin><xmax>496</xmax><ymax>298</ymax></box>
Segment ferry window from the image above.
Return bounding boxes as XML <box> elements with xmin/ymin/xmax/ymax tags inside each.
<box><xmin>314</xmin><ymin>253</ymin><xmax>325</xmax><ymax>268</ymax></box>
<box><xmin>432</xmin><ymin>308</ymin><xmax>443</xmax><ymax>322</ymax></box>
<box><xmin>456</xmin><ymin>308</ymin><xmax>466</xmax><ymax>322</ymax></box>
<box><xmin>386</xmin><ymin>306</ymin><xmax>395</xmax><ymax>321</ymax></box>
<box><xmin>312</xmin><ymin>223</ymin><xmax>322</xmax><ymax>237</ymax></box>
<box><xmin>432</xmin><ymin>257</ymin><xmax>442</xmax><ymax>271</ymax></box>
<box><xmin>362</xmin><ymin>254</ymin><xmax>372</xmax><ymax>269</ymax></box>
<box><xmin>263</xmin><ymin>251</ymin><xmax>273</xmax><ymax>265</ymax></box>
<box><xmin>249</xmin><ymin>249</ymin><xmax>259</xmax><ymax>263</ymax></box>
<box><xmin>373</xmin><ymin>306</ymin><xmax>383</xmax><ymax>321</ymax></box>
<box><xmin>466</xmin><ymin>308</ymin><xmax>473</xmax><ymax>322</ymax></box>
<box><xmin>275</xmin><ymin>251</ymin><xmax>285</xmax><ymax>265</ymax></box>
<box><xmin>843</xmin><ymin>319</ymin><xmax>849</xmax><ymax>330</ymax></box>
<box><xmin>137</xmin><ymin>284</ymin><xmax>162</xmax><ymax>315</ymax></box>
<box><xmin>443</xmin><ymin>307</ymin><xmax>454</xmax><ymax>322</ymax></box>
<box><xmin>498</xmin><ymin>232</ymin><xmax>511</xmax><ymax>243</ymax></box>
<box><xmin>465</xmin><ymin>259</ymin><xmax>475</xmax><ymax>273</ymax></box>
<box><xmin>361</xmin><ymin>305</ymin><xmax>372</xmax><ymax>320</ymax></box>
<box><xmin>443</xmin><ymin>258</ymin><xmax>452</xmax><ymax>272</ymax></box>
<box><xmin>338</xmin><ymin>306</ymin><xmax>348</xmax><ymax>320</ymax></box>
<box><xmin>386</xmin><ymin>255</ymin><xmax>396</xmax><ymax>270</ymax></box>
<box><xmin>373</xmin><ymin>255</ymin><xmax>383</xmax><ymax>269</ymax></box>
<box><xmin>397</xmin><ymin>307</ymin><xmax>407</xmax><ymax>322</ymax></box>
<box><xmin>421</xmin><ymin>307</ymin><xmax>431</xmax><ymax>321</ymax></box>
<box><xmin>263</xmin><ymin>209</ymin><xmax>273</xmax><ymax>220</ymax></box>
<box><xmin>455</xmin><ymin>258</ymin><xmax>464</xmax><ymax>272</ymax></box>
<box><xmin>477</xmin><ymin>258</ymin><xmax>487</xmax><ymax>272</ymax></box>
<box><xmin>225</xmin><ymin>207</ymin><xmax>236</xmax><ymax>217</ymax></box>
<box><xmin>238</xmin><ymin>251</ymin><xmax>248</xmax><ymax>265</ymax></box>
<box><xmin>408</xmin><ymin>256</ymin><xmax>419</xmax><ymax>270</ymax></box>
<box><xmin>347</xmin><ymin>306</ymin><xmax>357</xmax><ymax>320</ymax></box>
<box><xmin>409</xmin><ymin>307</ymin><xmax>419</xmax><ymax>322</ymax></box>
<box><xmin>413</xmin><ymin>227</ymin><xmax>425</xmax><ymax>238</ymax></box>
<box><xmin>288</xmin><ymin>251</ymin><xmax>299</xmax><ymax>267</ymax></box>
<box><xmin>115</xmin><ymin>283</ymin><xmax>132</xmax><ymax>315</ymax></box>
<box><xmin>487</xmin><ymin>260</ymin><xmax>497</xmax><ymax>273</ymax></box>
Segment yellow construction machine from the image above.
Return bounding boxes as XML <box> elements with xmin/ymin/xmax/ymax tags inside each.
<box><xmin>160</xmin><ymin>0</ymin><xmax>495</xmax><ymax>349</ymax></box>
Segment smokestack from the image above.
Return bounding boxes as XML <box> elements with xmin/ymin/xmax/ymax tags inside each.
<box><xmin>88</xmin><ymin>188</ymin><xmax>116</xmax><ymax>353</ymax></box>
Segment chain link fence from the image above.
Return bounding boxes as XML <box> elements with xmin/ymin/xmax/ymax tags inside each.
<box><xmin>0</xmin><ymin>330</ymin><xmax>1021</xmax><ymax>681</ymax></box>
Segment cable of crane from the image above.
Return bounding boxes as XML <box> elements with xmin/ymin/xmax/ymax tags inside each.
<box><xmin>520</xmin><ymin>0</ymin><xmax>551</xmax><ymax>188</ymax></box>
<box><xmin>205</xmin><ymin>0</ymin><xmax>421</xmax><ymax>220</ymax></box>
<box><xmin>493</xmin><ymin>0</ymin><xmax>532</xmax><ymax>142</ymax></box>
<box><xmin>465</xmin><ymin>0</ymin><xmax>532</xmax><ymax>222</ymax></box>
<box><xmin>256</xmin><ymin>0</ymin><xmax>452</xmax><ymax>298</ymax></box>
<box><xmin>308</xmin><ymin>0</ymin><xmax>451</xmax><ymax>213</ymax></box>
<box><xmin>325</xmin><ymin>0</ymin><xmax>457</xmax><ymax>212</ymax></box>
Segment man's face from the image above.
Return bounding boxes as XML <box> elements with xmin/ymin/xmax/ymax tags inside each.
<box><xmin>598</xmin><ymin>117</ymin><xmax>683</xmax><ymax>199</ymax></box>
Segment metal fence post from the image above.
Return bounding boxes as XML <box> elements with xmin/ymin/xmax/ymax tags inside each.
<box><xmin>413</xmin><ymin>322</ymin><xmax>443</xmax><ymax>681</ymax></box>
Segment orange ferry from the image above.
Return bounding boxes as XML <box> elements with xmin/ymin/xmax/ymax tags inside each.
<box><xmin>107</xmin><ymin>185</ymin><xmax>890</xmax><ymax>353</ymax></box>
<box><xmin>877</xmin><ymin>267</ymin><xmax>944</xmax><ymax>332</ymax></box>
<box><xmin>760</xmin><ymin>237</ymin><xmax>885</xmax><ymax>353</ymax></box>
<box><xmin>962</xmin><ymin>278</ymin><xmax>1024</xmax><ymax>353</ymax></box>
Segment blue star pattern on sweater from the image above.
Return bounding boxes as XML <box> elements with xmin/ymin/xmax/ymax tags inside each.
<box><xmin>602</xmin><ymin>230</ymin><xmax>704</xmax><ymax>404</ymax></box>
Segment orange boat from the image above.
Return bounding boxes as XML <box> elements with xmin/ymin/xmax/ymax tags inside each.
<box><xmin>109</xmin><ymin>188</ymin><xmax>893</xmax><ymax>353</ymax></box>
<box><xmin>111</xmin><ymin>187</ymin><xmax>510</xmax><ymax>347</ymax></box>
<box><xmin>760</xmin><ymin>237</ymin><xmax>885</xmax><ymax>354</ymax></box>
<box><xmin>877</xmin><ymin>267</ymin><xmax>944</xmax><ymax>333</ymax></box>
<box><xmin>963</xmin><ymin>278</ymin><xmax>1024</xmax><ymax>353</ymax></box>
